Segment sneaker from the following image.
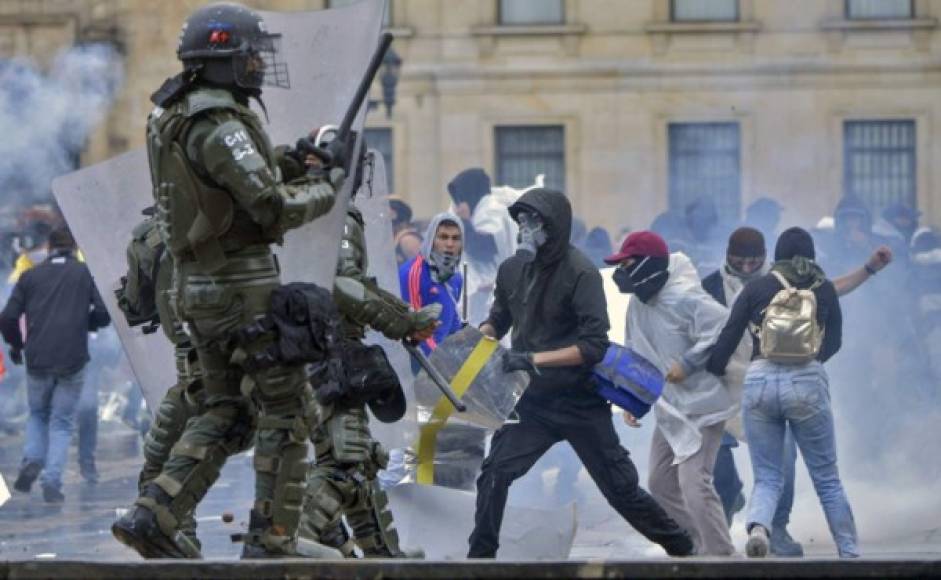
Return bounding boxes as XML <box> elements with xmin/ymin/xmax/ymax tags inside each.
<box><xmin>770</xmin><ymin>527</ymin><xmax>804</xmax><ymax>557</ymax></box>
<box><xmin>746</xmin><ymin>524</ymin><xmax>770</xmax><ymax>558</ymax></box>
<box><xmin>42</xmin><ymin>485</ymin><xmax>65</xmax><ymax>504</ymax></box>
<box><xmin>13</xmin><ymin>462</ymin><xmax>42</xmax><ymax>493</ymax></box>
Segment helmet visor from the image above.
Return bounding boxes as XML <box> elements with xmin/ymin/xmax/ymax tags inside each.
<box><xmin>233</xmin><ymin>32</ymin><xmax>290</xmax><ymax>89</ymax></box>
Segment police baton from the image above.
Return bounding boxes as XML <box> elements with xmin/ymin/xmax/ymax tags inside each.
<box><xmin>402</xmin><ymin>340</ymin><xmax>467</xmax><ymax>412</ymax></box>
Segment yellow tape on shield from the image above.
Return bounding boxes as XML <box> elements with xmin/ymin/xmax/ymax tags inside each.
<box><xmin>416</xmin><ymin>336</ymin><xmax>498</xmax><ymax>485</ymax></box>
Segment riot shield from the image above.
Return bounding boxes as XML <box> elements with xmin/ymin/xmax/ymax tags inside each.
<box><xmin>410</xmin><ymin>326</ymin><xmax>530</xmax><ymax>486</ymax></box>
<box><xmin>354</xmin><ymin>150</ymin><xmax>417</xmax><ymax>451</ymax></box>
<box><xmin>52</xmin><ymin>1</ymin><xmax>388</xmax><ymax>411</ymax></box>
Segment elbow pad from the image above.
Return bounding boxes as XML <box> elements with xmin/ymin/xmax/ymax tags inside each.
<box><xmin>275</xmin><ymin>168</ymin><xmax>344</xmax><ymax>234</ymax></box>
<box><xmin>333</xmin><ymin>276</ymin><xmax>441</xmax><ymax>340</ymax></box>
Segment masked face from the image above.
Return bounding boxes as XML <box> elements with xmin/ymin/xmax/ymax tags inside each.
<box><xmin>614</xmin><ymin>256</ymin><xmax>669</xmax><ymax>303</ymax></box>
<box><xmin>515</xmin><ymin>211</ymin><xmax>548</xmax><ymax>263</ymax></box>
<box><xmin>726</xmin><ymin>254</ymin><xmax>765</xmax><ymax>280</ymax></box>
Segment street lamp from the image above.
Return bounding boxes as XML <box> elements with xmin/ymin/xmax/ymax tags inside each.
<box><xmin>370</xmin><ymin>46</ymin><xmax>402</xmax><ymax>118</ymax></box>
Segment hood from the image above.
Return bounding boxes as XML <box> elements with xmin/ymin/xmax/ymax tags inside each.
<box><xmin>447</xmin><ymin>168</ymin><xmax>491</xmax><ymax>212</ymax></box>
<box><xmin>509</xmin><ymin>188</ymin><xmax>572</xmax><ymax>265</ymax></box>
<box><xmin>664</xmin><ymin>252</ymin><xmax>702</xmax><ymax>294</ymax></box>
<box><xmin>420</xmin><ymin>211</ymin><xmax>465</xmax><ymax>262</ymax></box>
<box><xmin>833</xmin><ymin>195</ymin><xmax>872</xmax><ymax>231</ymax></box>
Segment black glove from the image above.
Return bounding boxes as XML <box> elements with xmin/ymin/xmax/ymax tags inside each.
<box><xmin>9</xmin><ymin>348</ymin><xmax>23</xmax><ymax>366</ymax></box>
<box><xmin>502</xmin><ymin>351</ymin><xmax>539</xmax><ymax>375</ymax></box>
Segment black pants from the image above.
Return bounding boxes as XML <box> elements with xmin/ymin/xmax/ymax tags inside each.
<box><xmin>467</xmin><ymin>403</ymin><xmax>693</xmax><ymax>557</ymax></box>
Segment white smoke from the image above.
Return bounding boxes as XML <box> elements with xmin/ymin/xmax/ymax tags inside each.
<box><xmin>0</xmin><ymin>43</ymin><xmax>123</xmax><ymax>206</ymax></box>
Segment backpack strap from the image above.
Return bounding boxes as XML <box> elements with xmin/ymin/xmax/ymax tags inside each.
<box><xmin>770</xmin><ymin>270</ymin><xmax>792</xmax><ymax>290</ymax></box>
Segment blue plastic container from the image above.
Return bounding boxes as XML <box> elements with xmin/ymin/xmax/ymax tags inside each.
<box><xmin>592</xmin><ymin>344</ymin><xmax>664</xmax><ymax>418</ymax></box>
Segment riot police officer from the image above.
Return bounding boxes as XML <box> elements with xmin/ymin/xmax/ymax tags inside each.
<box><xmin>113</xmin><ymin>3</ymin><xmax>344</xmax><ymax>558</ymax></box>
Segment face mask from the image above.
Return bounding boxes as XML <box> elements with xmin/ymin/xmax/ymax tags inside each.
<box><xmin>613</xmin><ymin>266</ymin><xmax>634</xmax><ymax>294</ymax></box>
<box><xmin>615</xmin><ymin>256</ymin><xmax>668</xmax><ymax>303</ymax></box>
<box><xmin>516</xmin><ymin>211</ymin><xmax>548</xmax><ymax>263</ymax></box>
<box><xmin>428</xmin><ymin>250</ymin><xmax>460</xmax><ymax>283</ymax></box>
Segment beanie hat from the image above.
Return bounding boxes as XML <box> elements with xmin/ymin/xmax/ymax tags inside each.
<box><xmin>774</xmin><ymin>227</ymin><xmax>816</xmax><ymax>261</ymax></box>
<box><xmin>727</xmin><ymin>227</ymin><xmax>766</xmax><ymax>258</ymax></box>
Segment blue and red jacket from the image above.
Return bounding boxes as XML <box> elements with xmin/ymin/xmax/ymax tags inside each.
<box><xmin>399</xmin><ymin>254</ymin><xmax>463</xmax><ymax>355</ymax></box>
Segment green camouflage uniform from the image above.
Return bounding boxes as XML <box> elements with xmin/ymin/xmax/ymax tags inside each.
<box><xmin>299</xmin><ymin>207</ymin><xmax>432</xmax><ymax>558</ymax></box>
<box><xmin>141</xmin><ymin>85</ymin><xmax>338</xmax><ymax>555</ymax></box>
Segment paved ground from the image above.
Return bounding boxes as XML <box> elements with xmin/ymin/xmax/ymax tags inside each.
<box><xmin>1</xmin><ymin>415</ymin><xmax>939</xmax><ymax>578</ymax></box>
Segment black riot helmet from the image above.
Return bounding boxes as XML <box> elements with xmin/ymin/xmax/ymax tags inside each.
<box><xmin>177</xmin><ymin>2</ymin><xmax>289</xmax><ymax>91</ymax></box>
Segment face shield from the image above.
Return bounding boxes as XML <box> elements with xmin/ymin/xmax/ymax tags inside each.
<box><xmin>233</xmin><ymin>32</ymin><xmax>290</xmax><ymax>89</ymax></box>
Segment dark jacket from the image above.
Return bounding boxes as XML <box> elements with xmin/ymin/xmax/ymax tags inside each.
<box><xmin>0</xmin><ymin>250</ymin><xmax>110</xmax><ymax>375</ymax></box>
<box><xmin>706</xmin><ymin>269</ymin><xmax>842</xmax><ymax>376</ymax></box>
<box><xmin>485</xmin><ymin>189</ymin><xmax>610</xmax><ymax>410</ymax></box>
<box><xmin>701</xmin><ymin>270</ymin><xmax>726</xmax><ymax>306</ymax></box>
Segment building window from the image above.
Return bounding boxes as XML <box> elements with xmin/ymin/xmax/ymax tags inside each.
<box><xmin>671</xmin><ymin>0</ymin><xmax>739</xmax><ymax>22</ymax></box>
<box><xmin>498</xmin><ymin>0</ymin><xmax>564</xmax><ymax>25</ymax></box>
<box><xmin>495</xmin><ymin>125</ymin><xmax>565</xmax><ymax>192</ymax></box>
<box><xmin>845</xmin><ymin>0</ymin><xmax>913</xmax><ymax>19</ymax></box>
<box><xmin>668</xmin><ymin>122</ymin><xmax>741</xmax><ymax>222</ymax></box>
<box><xmin>328</xmin><ymin>0</ymin><xmax>391</xmax><ymax>26</ymax></box>
<box><xmin>365</xmin><ymin>127</ymin><xmax>393</xmax><ymax>193</ymax></box>
<box><xmin>844</xmin><ymin>120</ymin><xmax>916</xmax><ymax>214</ymax></box>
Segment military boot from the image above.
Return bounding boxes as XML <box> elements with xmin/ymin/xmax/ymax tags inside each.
<box><xmin>112</xmin><ymin>484</ymin><xmax>201</xmax><ymax>559</ymax></box>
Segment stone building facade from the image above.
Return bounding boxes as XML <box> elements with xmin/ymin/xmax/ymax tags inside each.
<box><xmin>4</xmin><ymin>0</ymin><xmax>940</xmax><ymax>233</ymax></box>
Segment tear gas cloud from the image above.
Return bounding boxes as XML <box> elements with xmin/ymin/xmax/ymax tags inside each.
<box><xmin>0</xmin><ymin>43</ymin><xmax>123</xmax><ymax>207</ymax></box>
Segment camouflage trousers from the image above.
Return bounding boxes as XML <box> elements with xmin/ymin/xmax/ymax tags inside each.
<box><xmin>299</xmin><ymin>402</ymin><xmax>403</xmax><ymax>558</ymax></box>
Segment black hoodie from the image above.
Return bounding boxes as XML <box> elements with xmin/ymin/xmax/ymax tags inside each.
<box><xmin>486</xmin><ymin>189</ymin><xmax>610</xmax><ymax>411</ymax></box>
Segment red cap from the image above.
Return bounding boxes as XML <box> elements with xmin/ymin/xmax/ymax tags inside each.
<box><xmin>604</xmin><ymin>231</ymin><xmax>669</xmax><ymax>265</ymax></box>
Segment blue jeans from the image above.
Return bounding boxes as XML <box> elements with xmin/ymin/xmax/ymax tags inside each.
<box><xmin>23</xmin><ymin>367</ymin><xmax>86</xmax><ymax>490</ymax></box>
<box><xmin>77</xmin><ymin>374</ymin><xmax>99</xmax><ymax>470</ymax></box>
<box><xmin>743</xmin><ymin>360</ymin><xmax>858</xmax><ymax>558</ymax></box>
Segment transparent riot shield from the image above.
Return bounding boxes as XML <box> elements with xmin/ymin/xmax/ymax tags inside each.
<box><xmin>410</xmin><ymin>326</ymin><xmax>530</xmax><ymax>487</ymax></box>
<box><xmin>52</xmin><ymin>1</ymin><xmax>388</xmax><ymax>411</ymax></box>
<box><xmin>353</xmin><ymin>150</ymin><xmax>417</xmax><ymax>451</ymax></box>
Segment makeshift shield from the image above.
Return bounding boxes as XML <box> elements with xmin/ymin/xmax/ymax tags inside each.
<box><xmin>410</xmin><ymin>326</ymin><xmax>530</xmax><ymax>486</ymax></box>
<box><xmin>52</xmin><ymin>1</ymin><xmax>388</xmax><ymax>411</ymax></box>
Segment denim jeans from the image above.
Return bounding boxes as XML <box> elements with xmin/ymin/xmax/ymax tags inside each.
<box><xmin>76</xmin><ymin>374</ymin><xmax>99</xmax><ymax>470</ymax></box>
<box><xmin>743</xmin><ymin>359</ymin><xmax>858</xmax><ymax>558</ymax></box>
<box><xmin>23</xmin><ymin>367</ymin><xmax>86</xmax><ymax>490</ymax></box>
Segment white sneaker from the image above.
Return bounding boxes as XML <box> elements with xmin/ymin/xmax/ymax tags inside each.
<box><xmin>746</xmin><ymin>525</ymin><xmax>770</xmax><ymax>558</ymax></box>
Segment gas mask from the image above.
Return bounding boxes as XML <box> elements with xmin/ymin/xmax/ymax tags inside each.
<box><xmin>515</xmin><ymin>211</ymin><xmax>548</xmax><ymax>263</ymax></box>
<box><xmin>613</xmin><ymin>256</ymin><xmax>669</xmax><ymax>303</ymax></box>
<box><xmin>428</xmin><ymin>250</ymin><xmax>460</xmax><ymax>283</ymax></box>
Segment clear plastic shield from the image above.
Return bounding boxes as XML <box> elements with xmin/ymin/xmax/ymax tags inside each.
<box><xmin>409</xmin><ymin>326</ymin><xmax>530</xmax><ymax>487</ymax></box>
<box><xmin>354</xmin><ymin>150</ymin><xmax>417</xmax><ymax>451</ymax></box>
<box><xmin>52</xmin><ymin>1</ymin><xmax>388</xmax><ymax>411</ymax></box>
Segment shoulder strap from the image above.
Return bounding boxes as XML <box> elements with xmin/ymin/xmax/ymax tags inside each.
<box><xmin>770</xmin><ymin>270</ymin><xmax>792</xmax><ymax>290</ymax></box>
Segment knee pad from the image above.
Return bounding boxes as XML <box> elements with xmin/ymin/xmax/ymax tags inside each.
<box><xmin>299</xmin><ymin>469</ymin><xmax>347</xmax><ymax>540</ymax></box>
<box><xmin>254</xmin><ymin>413</ymin><xmax>311</xmax><ymax>539</ymax></box>
<box><xmin>327</xmin><ymin>407</ymin><xmax>372</xmax><ymax>464</ymax></box>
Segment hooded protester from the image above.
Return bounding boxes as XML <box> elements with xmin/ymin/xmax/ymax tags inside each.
<box><xmin>583</xmin><ymin>226</ymin><xmax>614</xmax><ymax>269</ymax></box>
<box><xmin>447</xmin><ymin>168</ymin><xmax>519</xmax><ymax>325</ymax></box>
<box><xmin>615</xmin><ymin>231</ymin><xmax>737</xmax><ymax>556</ymax></box>
<box><xmin>399</xmin><ymin>212</ymin><xmax>465</xmax><ymax>355</ymax></box>
<box><xmin>708</xmin><ymin>227</ymin><xmax>858</xmax><ymax>559</ymax></box>
<box><xmin>467</xmin><ymin>189</ymin><xmax>693</xmax><ymax>559</ymax></box>
<box><xmin>701</xmin><ymin>227</ymin><xmax>803</xmax><ymax>556</ymax></box>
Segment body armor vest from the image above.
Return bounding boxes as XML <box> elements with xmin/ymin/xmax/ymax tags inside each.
<box><xmin>146</xmin><ymin>87</ymin><xmax>280</xmax><ymax>273</ymax></box>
